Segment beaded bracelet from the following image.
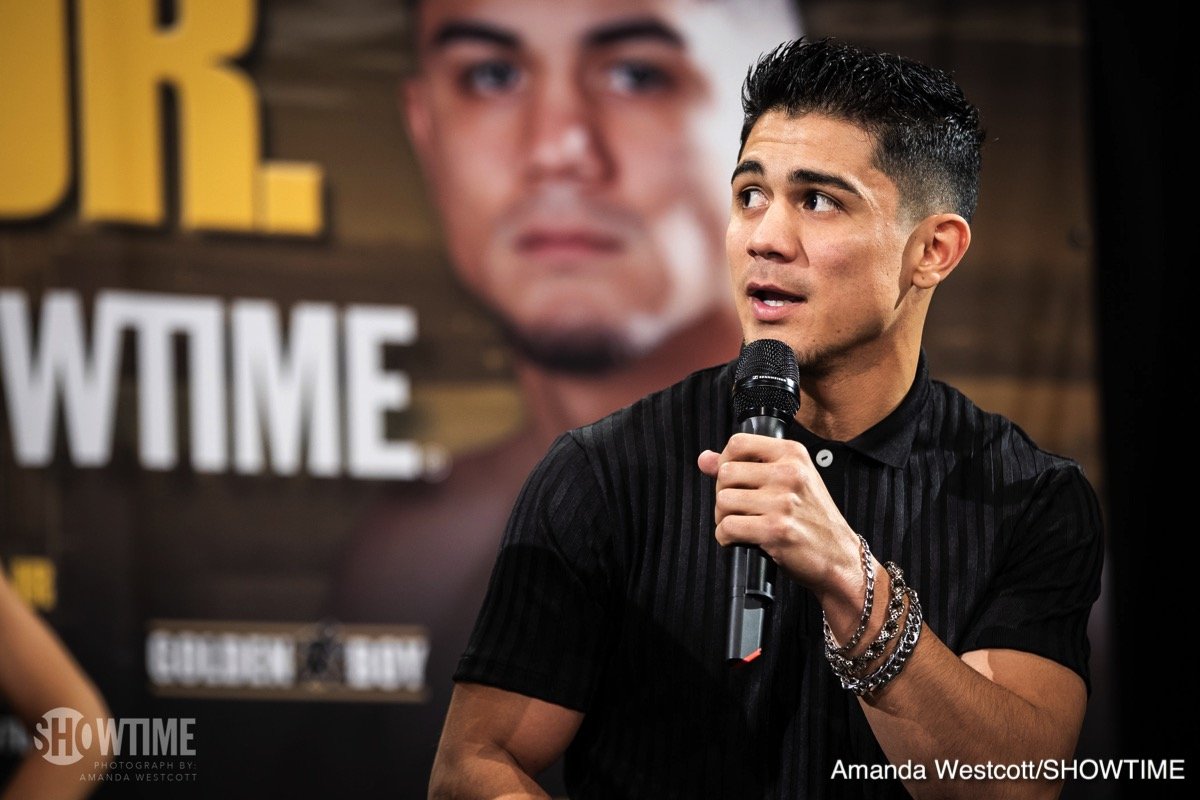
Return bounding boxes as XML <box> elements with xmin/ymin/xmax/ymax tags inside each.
<box><xmin>822</xmin><ymin>534</ymin><xmax>874</xmax><ymax>656</ymax></box>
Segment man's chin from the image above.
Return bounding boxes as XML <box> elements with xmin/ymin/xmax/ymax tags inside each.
<box><xmin>502</xmin><ymin>323</ymin><xmax>637</xmax><ymax>376</ymax></box>
<box><xmin>784</xmin><ymin>334</ymin><xmax>883</xmax><ymax>378</ymax></box>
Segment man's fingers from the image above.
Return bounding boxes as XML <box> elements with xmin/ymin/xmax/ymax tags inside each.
<box><xmin>723</xmin><ymin>432</ymin><xmax>810</xmax><ymax>464</ymax></box>
<box><xmin>714</xmin><ymin>514</ymin><xmax>762</xmax><ymax>547</ymax></box>
<box><xmin>716</xmin><ymin>459</ymin><xmax>808</xmax><ymax>491</ymax></box>
<box><xmin>697</xmin><ymin>449</ymin><xmax>720</xmax><ymax>476</ymax></box>
<box><xmin>714</xmin><ymin>487</ymin><xmax>769</xmax><ymax>521</ymax></box>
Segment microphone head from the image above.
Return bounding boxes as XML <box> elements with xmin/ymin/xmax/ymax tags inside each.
<box><xmin>732</xmin><ymin>339</ymin><xmax>800</xmax><ymax>422</ymax></box>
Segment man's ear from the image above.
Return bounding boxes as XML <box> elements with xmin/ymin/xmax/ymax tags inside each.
<box><xmin>908</xmin><ymin>214</ymin><xmax>971</xmax><ymax>290</ymax></box>
<box><xmin>402</xmin><ymin>77</ymin><xmax>434</xmax><ymax>165</ymax></box>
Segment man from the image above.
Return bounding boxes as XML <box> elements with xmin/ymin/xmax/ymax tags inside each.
<box><xmin>430</xmin><ymin>39</ymin><xmax>1103</xmax><ymax>799</ymax></box>
<box><xmin>333</xmin><ymin>0</ymin><xmax>801</xmax><ymax>791</ymax></box>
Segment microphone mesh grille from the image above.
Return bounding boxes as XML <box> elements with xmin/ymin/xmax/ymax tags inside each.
<box><xmin>732</xmin><ymin>339</ymin><xmax>800</xmax><ymax>419</ymax></box>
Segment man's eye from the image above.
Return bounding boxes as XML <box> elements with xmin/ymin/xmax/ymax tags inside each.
<box><xmin>460</xmin><ymin>60</ymin><xmax>524</xmax><ymax>95</ymax></box>
<box><xmin>739</xmin><ymin>188</ymin><xmax>768</xmax><ymax>209</ymax></box>
<box><xmin>803</xmin><ymin>193</ymin><xmax>839</xmax><ymax>213</ymax></box>
<box><xmin>605</xmin><ymin>60</ymin><xmax>674</xmax><ymax>95</ymax></box>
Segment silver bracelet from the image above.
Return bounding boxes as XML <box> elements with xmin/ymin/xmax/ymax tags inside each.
<box><xmin>837</xmin><ymin>585</ymin><xmax>923</xmax><ymax>698</ymax></box>
<box><xmin>822</xmin><ymin>534</ymin><xmax>874</xmax><ymax>656</ymax></box>
<box><xmin>825</xmin><ymin>561</ymin><xmax>907</xmax><ymax>674</ymax></box>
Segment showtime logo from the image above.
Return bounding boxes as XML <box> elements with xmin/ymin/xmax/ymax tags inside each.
<box><xmin>32</xmin><ymin>707</ymin><xmax>195</xmax><ymax>766</ymax></box>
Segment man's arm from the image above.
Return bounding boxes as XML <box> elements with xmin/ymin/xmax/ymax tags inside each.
<box><xmin>863</xmin><ymin>637</ymin><xmax>1085</xmax><ymax>799</ymax></box>
<box><xmin>699</xmin><ymin>434</ymin><xmax>1096</xmax><ymax>800</ymax></box>
<box><xmin>429</xmin><ymin>682</ymin><xmax>583</xmax><ymax>800</ymax></box>
<box><xmin>431</xmin><ymin>434</ymin><xmax>613</xmax><ymax>798</ymax></box>
<box><xmin>0</xmin><ymin>562</ymin><xmax>110</xmax><ymax>799</ymax></box>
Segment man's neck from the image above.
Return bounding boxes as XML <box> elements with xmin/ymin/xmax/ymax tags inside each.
<box><xmin>515</xmin><ymin>309</ymin><xmax>742</xmax><ymax>447</ymax></box>
<box><xmin>794</xmin><ymin>340</ymin><xmax>922</xmax><ymax>443</ymax></box>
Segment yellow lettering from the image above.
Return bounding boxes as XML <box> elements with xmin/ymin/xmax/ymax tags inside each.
<box><xmin>259</xmin><ymin>163</ymin><xmax>325</xmax><ymax>235</ymax></box>
<box><xmin>8</xmin><ymin>556</ymin><xmax>57</xmax><ymax>611</ymax></box>
<box><xmin>0</xmin><ymin>0</ymin><xmax>71</xmax><ymax>217</ymax></box>
<box><xmin>77</xmin><ymin>0</ymin><xmax>324</xmax><ymax>234</ymax></box>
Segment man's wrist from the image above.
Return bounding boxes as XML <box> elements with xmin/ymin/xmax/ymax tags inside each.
<box><xmin>819</xmin><ymin>548</ymin><xmax>926</xmax><ymax>697</ymax></box>
<box><xmin>827</xmin><ymin>561</ymin><xmax>909</xmax><ymax>674</ymax></box>
<box><xmin>818</xmin><ymin>533</ymin><xmax>887</xmax><ymax>648</ymax></box>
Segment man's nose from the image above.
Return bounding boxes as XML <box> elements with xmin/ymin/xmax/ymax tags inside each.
<box><xmin>745</xmin><ymin>200</ymin><xmax>798</xmax><ymax>263</ymax></box>
<box><xmin>525</xmin><ymin>74</ymin><xmax>610</xmax><ymax>184</ymax></box>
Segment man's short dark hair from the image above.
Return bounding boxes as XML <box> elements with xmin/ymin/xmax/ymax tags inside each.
<box><xmin>740</xmin><ymin>38</ymin><xmax>985</xmax><ymax>221</ymax></box>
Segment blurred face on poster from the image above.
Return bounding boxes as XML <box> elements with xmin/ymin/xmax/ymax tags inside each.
<box><xmin>405</xmin><ymin>0</ymin><xmax>798</xmax><ymax>372</ymax></box>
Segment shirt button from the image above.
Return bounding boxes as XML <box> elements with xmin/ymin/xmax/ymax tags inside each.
<box><xmin>815</xmin><ymin>449</ymin><xmax>833</xmax><ymax>468</ymax></box>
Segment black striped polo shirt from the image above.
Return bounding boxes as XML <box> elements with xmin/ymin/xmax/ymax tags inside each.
<box><xmin>456</xmin><ymin>353</ymin><xmax>1103</xmax><ymax>799</ymax></box>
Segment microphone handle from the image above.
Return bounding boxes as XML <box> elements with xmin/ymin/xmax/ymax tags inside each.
<box><xmin>725</xmin><ymin>413</ymin><xmax>788</xmax><ymax>663</ymax></box>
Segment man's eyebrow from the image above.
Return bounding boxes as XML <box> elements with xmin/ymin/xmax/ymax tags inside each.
<box><xmin>731</xmin><ymin>161</ymin><xmax>863</xmax><ymax>199</ymax></box>
<box><xmin>430</xmin><ymin>20</ymin><xmax>519</xmax><ymax>50</ymax></box>
<box><xmin>584</xmin><ymin>18</ymin><xmax>684</xmax><ymax>49</ymax></box>
<box><xmin>731</xmin><ymin>160</ymin><xmax>763</xmax><ymax>182</ymax></box>
<box><xmin>790</xmin><ymin>168</ymin><xmax>862</xmax><ymax>198</ymax></box>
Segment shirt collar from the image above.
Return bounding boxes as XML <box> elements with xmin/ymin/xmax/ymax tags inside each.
<box><xmin>785</xmin><ymin>351</ymin><xmax>930</xmax><ymax>469</ymax></box>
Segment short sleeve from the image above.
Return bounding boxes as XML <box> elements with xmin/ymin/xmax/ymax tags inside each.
<box><xmin>454</xmin><ymin>432</ymin><xmax>617</xmax><ymax>712</ymax></box>
<box><xmin>958</xmin><ymin>464</ymin><xmax>1104</xmax><ymax>691</ymax></box>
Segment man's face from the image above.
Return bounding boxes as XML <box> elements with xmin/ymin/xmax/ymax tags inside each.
<box><xmin>407</xmin><ymin>0</ymin><xmax>793</xmax><ymax>370</ymax></box>
<box><xmin>727</xmin><ymin>111</ymin><xmax>915</xmax><ymax>373</ymax></box>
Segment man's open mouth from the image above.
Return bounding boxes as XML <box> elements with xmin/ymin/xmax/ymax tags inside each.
<box><xmin>749</xmin><ymin>287</ymin><xmax>806</xmax><ymax>306</ymax></box>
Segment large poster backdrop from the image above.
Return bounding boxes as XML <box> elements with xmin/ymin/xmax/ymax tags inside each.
<box><xmin>1</xmin><ymin>0</ymin><xmax>1114</xmax><ymax>797</ymax></box>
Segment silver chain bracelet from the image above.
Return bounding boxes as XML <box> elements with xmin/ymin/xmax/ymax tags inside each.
<box><xmin>822</xmin><ymin>533</ymin><xmax>874</xmax><ymax>656</ymax></box>
<box><xmin>836</xmin><ymin>583</ymin><xmax>923</xmax><ymax>698</ymax></box>
<box><xmin>825</xmin><ymin>561</ymin><xmax>907</xmax><ymax>675</ymax></box>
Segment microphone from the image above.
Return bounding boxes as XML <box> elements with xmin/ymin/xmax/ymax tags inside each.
<box><xmin>726</xmin><ymin>339</ymin><xmax>800</xmax><ymax>663</ymax></box>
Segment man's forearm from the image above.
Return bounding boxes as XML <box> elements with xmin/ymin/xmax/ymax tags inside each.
<box><xmin>858</xmin><ymin>627</ymin><xmax>1084</xmax><ymax>800</ymax></box>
